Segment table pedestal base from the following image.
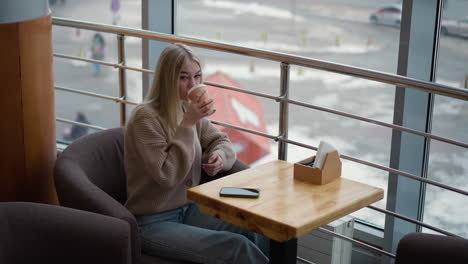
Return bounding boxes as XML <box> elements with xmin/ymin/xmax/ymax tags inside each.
<box><xmin>269</xmin><ymin>238</ymin><xmax>297</xmax><ymax>264</ymax></box>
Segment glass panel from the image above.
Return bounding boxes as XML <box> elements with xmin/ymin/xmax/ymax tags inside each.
<box><xmin>426</xmin><ymin>1</ymin><xmax>468</xmax><ymax>238</ymax></box>
<box><xmin>51</xmin><ymin>0</ymin><xmax>143</xmax><ymax>141</ymax></box>
<box><xmin>193</xmin><ymin>47</ymin><xmax>280</xmax><ymax>166</ymax></box>
<box><xmin>176</xmin><ymin>0</ymin><xmax>401</xmax><ymax>228</ymax></box>
<box><xmin>49</xmin><ymin>0</ymin><xmax>140</xmax><ymax>28</ymax></box>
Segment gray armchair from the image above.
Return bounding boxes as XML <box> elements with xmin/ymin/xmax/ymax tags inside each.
<box><xmin>0</xmin><ymin>201</ymin><xmax>131</xmax><ymax>264</ymax></box>
<box><xmin>395</xmin><ymin>232</ymin><xmax>468</xmax><ymax>264</ymax></box>
<box><xmin>54</xmin><ymin>127</ymin><xmax>249</xmax><ymax>264</ymax></box>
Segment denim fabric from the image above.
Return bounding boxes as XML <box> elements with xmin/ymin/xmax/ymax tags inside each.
<box><xmin>136</xmin><ymin>203</ymin><xmax>269</xmax><ymax>264</ymax></box>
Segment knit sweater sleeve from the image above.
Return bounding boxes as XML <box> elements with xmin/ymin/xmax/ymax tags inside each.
<box><xmin>125</xmin><ymin>108</ymin><xmax>196</xmax><ymax>188</ymax></box>
<box><xmin>199</xmin><ymin>118</ymin><xmax>236</xmax><ymax>171</ymax></box>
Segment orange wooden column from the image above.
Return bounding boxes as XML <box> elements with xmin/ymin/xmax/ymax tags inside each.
<box><xmin>0</xmin><ymin>13</ymin><xmax>58</xmax><ymax>204</ymax></box>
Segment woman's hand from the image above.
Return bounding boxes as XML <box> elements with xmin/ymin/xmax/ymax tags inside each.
<box><xmin>202</xmin><ymin>153</ymin><xmax>223</xmax><ymax>176</ymax></box>
<box><xmin>180</xmin><ymin>98</ymin><xmax>216</xmax><ymax>128</ymax></box>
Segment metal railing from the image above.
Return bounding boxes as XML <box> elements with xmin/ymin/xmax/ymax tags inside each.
<box><xmin>52</xmin><ymin>17</ymin><xmax>468</xmax><ymax>260</ymax></box>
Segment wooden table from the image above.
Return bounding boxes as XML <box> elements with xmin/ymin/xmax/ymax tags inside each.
<box><xmin>187</xmin><ymin>160</ymin><xmax>384</xmax><ymax>264</ymax></box>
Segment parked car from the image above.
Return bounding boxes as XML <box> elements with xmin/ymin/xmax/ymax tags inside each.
<box><xmin>369</xmin><ymin>4</ymin><xmax>402</xmax><ymax>27</ymax></box>
<box><xmin>441</xmin><ymin>18</ymin><xmax>468</xmax><ymax>38</ymax></box>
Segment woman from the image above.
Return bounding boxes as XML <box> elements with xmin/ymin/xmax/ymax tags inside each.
<box><xmin>124</xmin><ymin>43</ymin><xmax>269</xmax><ymax>263</ymax></box>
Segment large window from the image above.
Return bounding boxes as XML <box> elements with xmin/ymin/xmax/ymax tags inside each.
<box><xmin>176</xmin><ymin>0</ymin><xmax>402</xmax><ymax>228</ymax></box>
<box><xmin>50</xmin><ymin>0</ymin><xmax>467</xmax><ymax>241</ymax></box>
<box><xmin>427</xmin><ymin>0</ymin><xmax>468</xmax><ymax>238</ymax></box>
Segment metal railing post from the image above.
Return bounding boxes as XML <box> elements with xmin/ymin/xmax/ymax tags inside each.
<box><xmin>117</xmin><ymin>34</ymin><xmax>127</xmax><ymax>126</ymax></box>
<box><xmin>278</xmin><ymin>62</ymin><xmax>290</xmax><ymax>161</ymax></box>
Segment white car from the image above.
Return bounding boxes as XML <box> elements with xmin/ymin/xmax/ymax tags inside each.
<box><xmin>441</xmin><ymin>18</ymin><xmax>468</xmax><ymax>38</ymax></box>
<box><xmin>369</xmin><ymin>4</ymin><xmax>402</xmax><ymax>27</ymax></box>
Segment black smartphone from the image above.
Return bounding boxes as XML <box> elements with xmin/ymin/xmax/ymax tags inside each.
<box><xmin>219</xmin><ymin>187</ymin><xmax>260</xmax><ymax>198</ymax></box>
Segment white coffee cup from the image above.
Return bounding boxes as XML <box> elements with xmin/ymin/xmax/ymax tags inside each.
<box><xmin>187</xmin><ymin>84</ymin><xmax>209</xmax><ymax>103</ymax></box>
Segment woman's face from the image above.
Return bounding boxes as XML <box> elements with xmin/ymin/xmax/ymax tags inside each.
<box><xmin>178</xmin><ymin>60</ymin><xmax>202</xmax><ymax>101</ymax></box>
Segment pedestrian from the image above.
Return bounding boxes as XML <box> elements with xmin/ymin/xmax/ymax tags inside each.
<box><xmin>111</xmin><ymin>0</ymin><xmax>121</xmax><ymax>25</ymax></box>
<box><xmin>70</xmin><ymin>112</ymin><xmax>90</xmax><ymax>141</ymax></box>
<box><xmin>124</xmin><ymin>43</ymin><xmax>269</xmax><ymax>263</ymax></box>
<box><xmin>461</xmin><ymin>74</ymin><xmax>468</xmax><ymax>89</ymax></box>
<box><xmin>90</xmin><ymin>33</ymin><xmax>105</xmax><ymax>76</ymax></box>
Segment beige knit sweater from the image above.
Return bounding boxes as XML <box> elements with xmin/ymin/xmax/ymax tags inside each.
<box><xmin>124</xmin><ymin>103</ymin><xmax>236</xmax><ymax>215</ymax></box>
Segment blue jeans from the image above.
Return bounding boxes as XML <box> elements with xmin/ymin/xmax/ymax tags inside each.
<box><xmin>136</xmin><ymin>203</ymin><xmax>269</xmax><ymax>264</ymax></box>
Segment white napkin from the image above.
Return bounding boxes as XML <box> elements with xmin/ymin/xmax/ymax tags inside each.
<box><xmin>313</xmin><ymin>141</ymin><xmax>338</xmax><ymax>169</ymax></box>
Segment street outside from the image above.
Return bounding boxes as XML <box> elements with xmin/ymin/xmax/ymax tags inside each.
<box><xmin>50</xmin><ymin>0</ymin><xmax>467</xmax><ymax>236</ymax></box>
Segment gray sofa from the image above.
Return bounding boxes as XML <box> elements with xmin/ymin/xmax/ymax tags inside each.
<box><xmin>395</xmin><ymin>232</ymin><xmax>468</xmax><ymax>264</ymax></box>
<box><xmin>0</xmin><ymin>201</ymin><xmax>131</xmax><ymax>264</ymax></box>
<box><xmin>54</xmin><ymin>127</ymin><xmax>248</xmax><ymax>264</ymax></box>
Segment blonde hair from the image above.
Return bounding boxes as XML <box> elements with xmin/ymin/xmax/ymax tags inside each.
<box><xmin>144</xmin><ymin>43</ymin><xmax>202</xmax><ymax>135</ymax></box>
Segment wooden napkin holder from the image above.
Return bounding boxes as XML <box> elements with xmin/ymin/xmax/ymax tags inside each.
<box><xmin>294</xmin><ymin>151</ymin><xmax>342</xmax><ymax>185</ymax></box>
